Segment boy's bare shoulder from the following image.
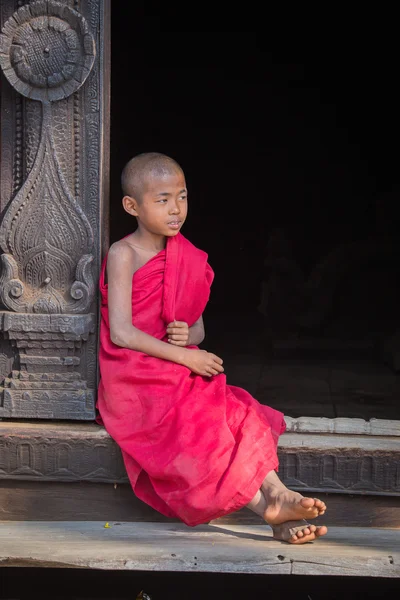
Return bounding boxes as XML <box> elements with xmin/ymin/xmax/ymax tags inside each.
<box><xmin>108</xmin><ymin>237</ymin><xmax>135</xmax><ymax>257</ymax></box>
<box><xmin>107</xmin><ymin>237</ymin><xmax>140</xmax><ymax>276</ymax></box>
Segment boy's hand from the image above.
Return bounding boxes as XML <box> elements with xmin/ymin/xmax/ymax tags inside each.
<box><xmin>182</xmin><ymin>349</ymin><xmax>224</xmax><ymax>377</ymax></box>
<box><xmin>167</xmin><ymin>321</ymin><xmax>190</xmax><ymax>346</ymax></box>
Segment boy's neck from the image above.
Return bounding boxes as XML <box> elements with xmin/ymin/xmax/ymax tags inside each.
<box><xmin>131</xmin><ymin>228</ymin><xmax>166</xmax><ymax>252</ymax></box>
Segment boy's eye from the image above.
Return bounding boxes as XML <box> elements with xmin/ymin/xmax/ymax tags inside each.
<box><xmin>179</xmin><ymin>196</ymin><xmax>187</xmax><ymax>201</ymax></box>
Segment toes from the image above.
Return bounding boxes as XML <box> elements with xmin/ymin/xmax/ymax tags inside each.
<box><xmin>314</xmin><ymin>498</ymin><xmax>327</xmax><ymax>512</ymax></box>
<box><xmin>288</xmin><ymin>524</ymin><xmax>327</xmax><ymax>544</ymax></box>
<box><xmin>300</xmin><ymin>497</ymin><xmax>320</xmax><ymax>517</ymax></box>
<box><xmin>300</xmin><ymin>497</ymin><xmax>315</xmax><ymax>509</ymax></box>
<box><xmin>301</xmin><ymin>497</ymin><xmax>326</xmax><ymax>515</ymax></box>
<box><xmin>290</xmin><ymin>532</ymin><xmax>317</xmax><ymax>544</ymax></box>
<box><xmin>295</xmin><ymin>524</ymin><xmax>315</xmax><ymax>538</ymax></box>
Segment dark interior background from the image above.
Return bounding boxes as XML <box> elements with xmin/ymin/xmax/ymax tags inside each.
<box><xmin>110</xmin><ymin>17</ymin><xmax>399</xmax><ymax>355</ymax></box>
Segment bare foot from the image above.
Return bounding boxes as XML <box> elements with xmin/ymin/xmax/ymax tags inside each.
<box><xmin>272</xmin><ymin>520</ymin><xmax>328</xmax><ymax>545</ymax></box>
<box><xmin>264</xmin><ymin>489</ymin><xmax>326</xmax><ymax>524</ymax></box>
<box><xmin>261</xmin><ymin>472</ymin><xmax>326</xmax><ymax>526</ymax></box>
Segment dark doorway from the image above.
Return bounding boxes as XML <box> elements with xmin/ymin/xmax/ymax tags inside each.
<box><xmin>110</xmin><ymin>16</ymin><xmax>400</xmax><ymax>420</ymax></box>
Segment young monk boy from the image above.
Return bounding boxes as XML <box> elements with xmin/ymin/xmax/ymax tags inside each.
<box><xmin>97</xmin><ymin>152</ymin><xmax>328</xmax><ymax>544</ymax></box>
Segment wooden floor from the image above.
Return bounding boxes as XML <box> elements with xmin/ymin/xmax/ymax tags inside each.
<box><xmin>0</xmin><ymin>521</ymin><xmax>399</xmax><ymax>578</ymax></box>
<box><xmin>222</xmin><ymin>354</ymin><xmax>400</xmax><ymax>420</ymax></box>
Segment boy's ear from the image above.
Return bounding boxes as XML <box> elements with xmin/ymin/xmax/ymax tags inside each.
<box><xmin>122</xmin><ymin>195</ymin><xmax>139</xmax><ymax>216</ymax></box>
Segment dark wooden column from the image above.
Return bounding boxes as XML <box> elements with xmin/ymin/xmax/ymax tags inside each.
<box><xmin>0</xmin><ymin>0</ymin><xmax>110</xmax><ymax>419</ymax></box>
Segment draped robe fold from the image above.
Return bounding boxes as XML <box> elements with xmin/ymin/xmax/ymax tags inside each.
<box><xmin>98</xmin><ymin>233</ymin><xmax>286</xmax><ymax>526</ymax></box>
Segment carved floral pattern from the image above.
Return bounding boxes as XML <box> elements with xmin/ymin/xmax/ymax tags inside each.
<box><xmin>0</xmin><ymin>1</ymin><xmax>96</xmax><ymax>314</ymax></box>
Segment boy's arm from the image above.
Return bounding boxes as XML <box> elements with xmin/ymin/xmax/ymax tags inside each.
<box><xmin>107</xmin><ymin>243</ymin><xmax>188</xmax><ymax>365</ymax></box>
<box><xmin>107</xmin><ymin>242</ymin><xmax>224</xmax><ymax>378</ymax></box>
<box><xmin>188</xmin><ymin>315</ymin><xmax>205</xmax><ymax>346</ymax></box>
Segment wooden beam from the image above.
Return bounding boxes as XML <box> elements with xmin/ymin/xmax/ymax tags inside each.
<box><xmin>0</xmin><ymin>521</ymin><xmax>398</xmax><ymax>577</ymax></box>
<box><xmin>281</xmin><ymin>432</ymin><xmax>400</xmax><ymax>452</ymax></box>
<box><xmin>1</xmin><ymin>481</ymin><xmax>399</xmax><ymax>529</ymax></box>
<box><xmin>285</xmin><ymin>416</ymin><xmax>400</xmax><ymax>436</ymax></box>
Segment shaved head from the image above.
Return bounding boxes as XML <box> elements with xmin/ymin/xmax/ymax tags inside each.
<box><xmin>121</xmin><ymin>152</ymin><xmax>183</xmax><ymax>201</ymax></box>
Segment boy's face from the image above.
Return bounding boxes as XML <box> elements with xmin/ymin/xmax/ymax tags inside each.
<box><xmin>124</xmin><ymin>170</ymin><xmax>188</xmax><ymax>237</ymax></box>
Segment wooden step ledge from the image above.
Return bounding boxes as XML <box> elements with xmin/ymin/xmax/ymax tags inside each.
<box><xmin>0</xmin><ymin>521</ymin><xmax>399</xmax><ymax>578</ymax></box>
<box><xmin>2</xmin><ymin>416</ymin><xmax>399</xmax><ymax>438</ymax></box>
<box><xmin>0</xmin><ymin>422</ymin><xmax>399</xmax><ymax>495</ymax></box>
<box><xmin>285</xmin><ymin>416</ymin><xmax>400</xmax><ymax>436</ymax></box>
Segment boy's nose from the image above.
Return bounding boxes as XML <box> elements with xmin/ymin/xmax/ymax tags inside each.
<box><xmin>169</xmin><ymin>204</ymin><xmax>180</xmax><ymax>214</ymax></box>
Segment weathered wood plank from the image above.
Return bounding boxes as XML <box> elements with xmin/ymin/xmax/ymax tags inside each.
<box><xmin>2</xmin><ymin>418</ymin><xmax>399</xmax><ymax>442</ymax></box>
<box><xmin>281</xmin><ymin>432</ymin><xmax>400</xmax><ymax>452</ymax></box>
<box><xmin>215</xmin><ymin>494</ymin><xmax>400</xmax><ymax>529</ymax></box>
<box><xmin>288</xmin><ymin>526</ymin><xmax>400</xmax><ymax>577</ymax></box>
<box><xmin>0</xmin><ymin>481</ymin><xmax>173</xmax><ymax>523</ymax></box>
<box><xmin>2</xmin><ymin>421</ymin><xmax>398</xmax><ymax>449</ymax></box>
<box><xmin>1</xmin><ymin>482</ymin><xmax>399</xmax><ymax>529</ymax></box>
<box><xmin>285</xmin><ymin>416</ymin><xmax>400</xmax><ymax>436</ymax></box>
<box><xmin>0</xmin><ymin>522</ymin><xmax>398</xmax><ymax>577</ymax></box>
<box><xmin>0</xmin><ymin>421</ymin><xmax>108</xmax><ymax>440</ymax></box>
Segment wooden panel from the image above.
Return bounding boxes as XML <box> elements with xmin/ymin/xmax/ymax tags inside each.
<box><xmin>1</xmin><ymin>422</ymin><xmax>399</xmax><ymax>495</ymax></box>
<box><xmin>0</xmin><ymin>481</ymin><xmax>172</xmax><ymax>523</ymax></box>
<box><xmin>1</xmin><ymin>482</ymin><xmax>399</xmax><ymax>529</ymax></box>
<box><xmin>0</xmin><ymin>521</ymin><xmax>398</xmax><ymax>577</ymax></box>
<box><xmin>0</xmin><ymin>0</ymin><xmax>110</xmax><ymax>420</ymax></box>
<box><xmin>0</xmin><ymin>421</ymin><xmax>128</xmax><ymax>483</ymax></box>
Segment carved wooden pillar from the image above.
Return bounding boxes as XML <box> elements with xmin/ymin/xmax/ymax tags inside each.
<box><xmin>0</xmin><ymin>0</ymin><xmax>109</xmax><ymax>419</ymax></box>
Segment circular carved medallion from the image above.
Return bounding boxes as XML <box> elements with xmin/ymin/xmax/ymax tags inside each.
<box><xmin>0</xmin><ymin>0</ymin><xmax>95</xmax><ymax>102</ymax></box>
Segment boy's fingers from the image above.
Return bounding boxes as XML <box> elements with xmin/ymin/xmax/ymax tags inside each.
<box><xmin>210</xmin><ymin>354</ymin><xmax>223</xmax><ymax>365</ymax></box>
<box><xmin>212</xmin><ymin>362</ymin><xmax>224</xmax><ymax>372</ymax></box>
<box><xmin>167</xmin><ymin>321</ymin><xmax>187</xmax><ymax>329</ymax></box>
<box><xmin>206</xmin><ymin>358</ymin><xmax>223</xmax><ymax>371</ymax></box>
<box><xmin>167</xmin><ymin>327</ymin><xmax>189</xmax><ymax>335</ymax></box>
<box><xmin>169</xmin><ymin>334</ymin><xmax>188</xmax><ymax>341</ymax></box>
<box><xmin>208</xmin><ymin>368</ymin><xmax>219</xmax><ymax>376</ymax></box>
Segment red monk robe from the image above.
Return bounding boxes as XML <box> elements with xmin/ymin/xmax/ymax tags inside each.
<box><xmin>97</xmin><ymin>233</ymin><xmax>286</xmax><ymax>526</ymax></box>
